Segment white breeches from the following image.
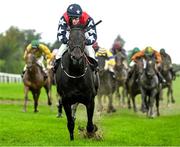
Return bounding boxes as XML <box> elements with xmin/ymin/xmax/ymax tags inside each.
<box><xmin>55</xmin><ymin>44</ymin><xmax>96</xmax><ymax>60</ymax></box>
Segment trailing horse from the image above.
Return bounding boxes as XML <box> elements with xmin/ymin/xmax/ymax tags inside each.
<box><xmin>139</xmin><ymin>58</ymin><xmax>161</xmax><ymax>118</ymax></box>
<box><xmin>96</xmin><ymin>51</ymin><xmax>116</xmax><ymax>113</ymax></box>
<box><xmin>114</xmin><ymin>52</ymin><xmax>128</xmax><ymax>107</ymax></box>
<box><xmin>55</xmin><ymin>27</ymin><xmax>98</xmax><ymax>140</ymax></box>
<box><xmin>23</xmin><ymin>53</ymin><xmax>52</xmax><ymax>112</ymax></box>
<box><xmin>126</xmin><ymin>58</ymin><xmax>143</xmax><ymax>112</ymax></box>
<box><xmin>160</xmin><ymin>55</ymin><xmax>175</xmax><ymax>105</ymax></box>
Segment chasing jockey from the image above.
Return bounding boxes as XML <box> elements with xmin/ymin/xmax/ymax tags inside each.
<box><xmin>160</xmin><ymin>48</ymin><xmax>176</xmax><ymax>80</ymax></box>
<box><xmin>22</xmin><ymin>40</ymin><xmax>53</xmax><ymax>79</ymax></box>
<box><xmin>93</xmin><ymin>42</ymin><xmax>115</xmax><ymax>73</ymax></box>
<box><xmin>131</xmin><ymin>46</ymin><xmax>166</xmax><ymax>83</ymax></box>
<box><xmin>54</xmin><ymin>3</ymin><xmax>98</xmax><ymax>72</ymax></box>
<box><xmin>110</xmin><ymin>35</ymin><xmax>128</xmax><ymax>69</ymax></box>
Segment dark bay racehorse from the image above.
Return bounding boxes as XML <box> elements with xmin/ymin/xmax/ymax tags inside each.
<box><xmin>23</xmin><ymin>53</ymin><xmax>52</xmax><ymax>112</ymax></box>
<box><xmin>160</xmin><ymin>56</ymin><xmax>175</xmax><ymax>105</ymax></box>
<box><xmin>139</xmin><ymin>58</ymin><xmax>161</xmax><ymax>118</ymax></box>
<box><xmin>126</xmin><ymin>58</ymin><xmax>143</xmax><ymax>112</ymax></box>
<box><xmin>55</xmin><ymin>27</ymin><xmax>98</xmax><ymax>140</ymax></box>
<box><xmin>96</xmin><ymin>52</ymin><xmax>116</xmax><ymax>113</ymax></box>
<box><xmin>114</xmin><ymin>52</ymin><xmax>128</xmax><ymax>106</ymax></box>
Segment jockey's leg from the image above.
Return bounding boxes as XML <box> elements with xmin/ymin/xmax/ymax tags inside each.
<box><xmin>123</xmin><ymin>60</ymin><xmax>128</xmax><ymax>69</ymax></box>
<box><xmin>21</xmin><ymin>65</ymin><xmax>27</xmax><ymax>78</ymax></box>
<box><xmin>53</xmin><ymin>44</ymin><xmax>68</xmax><ymax>73</ymax></box>
<box><xmin>157</xmin><ymin>70</ymin><xmax>166</xmax><ymax>83</ymax></box>
<box><xmin>37</xmin><ymin>56</ymin><xmax>48</xmax><ymax>78</ymax></box>
<box><xmin>85</xmin><ymin>45</ymin><xmax>98</xmax><ymax>72</ymax></box>
<box><xmin>170</xmin><ymin>68</ymin><xmax>176</xmax><ymax>80</ymax></box>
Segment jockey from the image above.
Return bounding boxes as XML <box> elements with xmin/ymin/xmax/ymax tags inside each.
<box><xmin>128</xmin><ymin>47</ymin><xmax>140</xmax><ymax>66</ymax></box>
<box><xmin>54</xmin><ymin>3</ymin><xmax>98</xmax><ymax>72</ymax></box>
<box><xmin>127</xmin><ymin>47</ymin><xmax>140</xmax><ymax>79</ymax></box>
<box><xmin>93</xmin><ymin>42</ymin><xmax>115</xmax><ymax>73</ymax></box>
<box><xmin>160</xmin><ymin>48</ymin><xmax>176</xmax><ymax>80</ymax></box>
<box><xmin>110</xmin><ymin>35</ymin><xmax>128</xmax><ymax>69</ymax></box>
<box><xmin>131</xmin><ymin>46</ymin><xmax>166</xmax><ymax>83</ymax></box>
<box><xmin>22</xmin><ymin>40</ymin><xmax>53</xmax><ymax>78</ymax></box>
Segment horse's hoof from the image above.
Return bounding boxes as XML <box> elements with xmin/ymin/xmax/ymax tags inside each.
<box><xmin>48</xmin><ymin>102</ymin><xmax>52</xmax><ymax>106</ymax></box>
<box><xmin>22</xmin><ymin>109</ymin><xmax>26</xmax><ymax>112</ymax></box>
<box><xmin>56</xmin><ymin>113</ymin><xmax>63</xmax><ymax>118</ymax></box>
<box><xmin>93</xmin><ymin>124</ymin><xmax>98</xmax><ymax>132</ymax></box>
<box><xmin>34</xmin><ymin>110</ymin><xmax>39</xmax><ymax>113</ymax></box>
<box><xmin>70</xmin><ymin>134</ymin><xmax>74</xmax><ymax>141</ymax></box>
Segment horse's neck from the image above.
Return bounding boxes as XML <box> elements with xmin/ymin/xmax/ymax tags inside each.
<box><xmin>63</xmin><ymin>53</ymin><xmax>86</xmax><ymax>74</ymax></box>
<box><xmin>27</xmin><ymin>65</ymin><xmax>42</xmax><ymax>79</ymax></box>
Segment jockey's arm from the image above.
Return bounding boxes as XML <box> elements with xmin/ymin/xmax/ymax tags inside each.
<box><xmin>154</xmin><ymin>50</ymin><xmax>162</xmax><ymax>64</ymax></box>
<box><xmin>131</xmin><ymin>51</ymin><xmax>144</xmax><ymax>63</ymax></box>
<box><xmin>57</xmin><ymin>16</ymin><xmax>69</xmax><ymax>44</ymax></box>
<box><xmin>23</xmin><ymin>44</ymin><xmax>32</xmax><ymax>59</ymax></box>
<box><xmin>84</xmin><ymin>17</ymin><xmax>97</xmax><ymax>45</ymax></box>
<box><xmin>38</xmin><ymin>44</ymin><xmax>53</xmax><ymax>66</ymax></box>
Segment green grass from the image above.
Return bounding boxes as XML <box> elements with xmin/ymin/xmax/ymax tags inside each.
<box><xmin>0</xmin><ymin>78</ymin><xmax>180</xmax><ymax>145</ymax></box>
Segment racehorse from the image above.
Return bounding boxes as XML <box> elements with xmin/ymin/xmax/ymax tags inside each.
<box><xmin>55</xmin><ymin>26</ymin><xmax>98</xmax><ymax>140</ymax></box>
<box><xmin>114</xmin><ymin>52</ymin><xmax>128</xmax><ymax>107</ymax></box>
<box><xmin>139</xmin><ymin>57</ymin><xmax>161</xmax><ymax>118</ymax></box>
<box><xmin>126</xmin><ymin>58</ymin><xmax>143</xmax><ymax>112</ymax></box>
<box><xmin>96</xmin><ymin>51</ymin><xmax>116</xmax><ymax>113</ymax></box>
<box><xmin>23</xmin><ymin>53</ymin><xmax>52</xmax><ymax>112</ymax></box>
<box><xmin>160</xmin><ymin>56</ymin><xmax>175</xmax><ymax>105</ymax></box>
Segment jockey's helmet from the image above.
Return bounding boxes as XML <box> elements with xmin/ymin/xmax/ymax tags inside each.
<box><xmin>160</xmin><ymin>48</ymin><xmax>165</xmax><ymax>54</ymax></box>
<box><xmin>144</xmin><ymin>46</ymin><xmax>154</xmax><ymax>56</ymax></box>
<box><xmin>31</xmin><ymin>40</ymin><xmax>40</xmax><ymax>49</ymax></box>
<box><xmin>67</xmin><ymin>4</ymin><xmax>82</xmax><ymax>18</ymax></box>
<box><xmin>133</xmin><ymin>47</ymin><xmax>140</xmax><ymax>53</ymax></box>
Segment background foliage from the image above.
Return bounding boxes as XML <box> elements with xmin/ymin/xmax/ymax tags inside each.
<box><xmin>0</xmin><ymin>26</ymin><xmax>61</xmax><ymax>74</ymax></box>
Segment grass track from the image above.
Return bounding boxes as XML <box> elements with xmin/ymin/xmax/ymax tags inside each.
<box><xmin>0</xmin><ymin>78</ymin><xmax>180</xmax><ymax>145</ymax></box>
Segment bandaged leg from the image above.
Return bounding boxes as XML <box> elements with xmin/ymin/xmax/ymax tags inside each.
<box><xmin>55</xmin><ymin>44</ymin><xmax>68</xmax><ymax>60</ymax></box>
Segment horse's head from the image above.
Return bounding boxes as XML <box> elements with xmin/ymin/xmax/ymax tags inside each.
<box><xmin>115</xmin><ymin>52</ymin><xmax>124</xmax><ymax>67</ymax></box>
<box><xmin>68</xmin><ymin>27</ymin><xmax>86</xmax><ymax>64</ymax></box>
<box><xmin>25</xmin><ymin>53</ymin><xmax>37</xmax><ymax>70</ymax></box>
<box><xmin>96</xmin><ymin>50</ymin><xmax>108</xmax><ymax>74</ymax></box>
<box><xmin>144</xmin><ymin>58</ymin><xmax>156</xmax><ymax>77</ymax></box>
<box><xmin>134</xmin><ymin>58</ymin><xmax>144</xmax><ymax>75</ymax></box>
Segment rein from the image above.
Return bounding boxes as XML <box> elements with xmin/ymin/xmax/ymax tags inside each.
<box><xmin>60</xmin><ymin>54</ymin><xmax>88</xmax><ymax>79</ymax></box>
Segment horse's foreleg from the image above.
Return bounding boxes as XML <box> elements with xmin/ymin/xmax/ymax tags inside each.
<box><xmin>44</xmin><ymin>84</ymin><xmax>52</xmax><ymax>106</ymax></box>
<box><xmin>86</xmin><ymin>100</ymin><xmax>97</xmax><ymax>136</ymax></box>
<box><xmin>23</xmin><ymin>86</ymin><xmax>29</xmax><ymax>112</ymax></box>
<box><xmin>140</xmin><ymin>88</ymin><xmax>147</xmax><ymax>113</ymax></box>
<box><xmin>63</xmin><ymin>103</ymin><xmax>74</xmax><ymax>140</ymax></box>
<box><xmin>97</xmin><ymin>95</ymin><xmax>103</xmax><ymax>112</ymax></box>
<box><xmin>71</xmin><ymin>103</ymin><xmax>78</xmax><ymax>121</ymax></box>
<box><xmin>107</xmin><ymin>94</ymin><xmax>116</xmax><ymax>113</ymax></box>
<box><xmin>33</xmin><ymin>90</ymin><xmax>40</xmax><ymax>112</ymax></box>
<box><xmin>156</xmin><ymin>94</ymin><xmax>160</xmax><ymax>116</ymax></box>
<box><xmin>127</xmin><ymin>94</ymin><xmax>132</xmax><ymax>109</ymax></box>
<box><xmin>132</xmin><ymin>95</ymin><xmax>137</xmax><ymax>112</ymax></box>
<box><xmin>169</xmin><ymin>84</ymin><xmax>175</xmax><ymax>103</ymax></box>
<box><xmin>57</xmin><ymin>95</ymin><xmax>63</xmax><ymax>117</ymax></box>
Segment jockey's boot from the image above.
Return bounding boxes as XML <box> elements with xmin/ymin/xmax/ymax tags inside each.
<box><xmin>53</xmin><ymin>58</ymin><xmax>61</xmax><ymax>73</ymax></box>
<box><xmin>170</xmin><ymin>68</ymin><xmax>176</xmax><ymax>80</ymax></box>
<box><xmin>21</xmin><ymin>70</ymin><xmax>26</xmax><ymax>78</ymax></box>
<box><xmin>43</xmin><ymin>70</ymin><xmax>48</xmax><ymax>80</ymax></box>
<box><xmin>157</xmin><ymin>71</ymin><xmax>166</xmax><ymax>83</ymax></box>
<box><xmin>88</xmin><ymin>57</ymin><xmax>99</xmax><ymax>72</ymax></box>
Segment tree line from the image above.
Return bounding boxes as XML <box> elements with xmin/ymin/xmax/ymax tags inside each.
<box><xmin>0</xmin><ymin>26</ymin><xmax>180</xmax><ymax>74</ymax></box>
<box><xmin>0</xmin><ymin>26</ymin><xmax>61</xmax><ymax>74</ymax></box>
